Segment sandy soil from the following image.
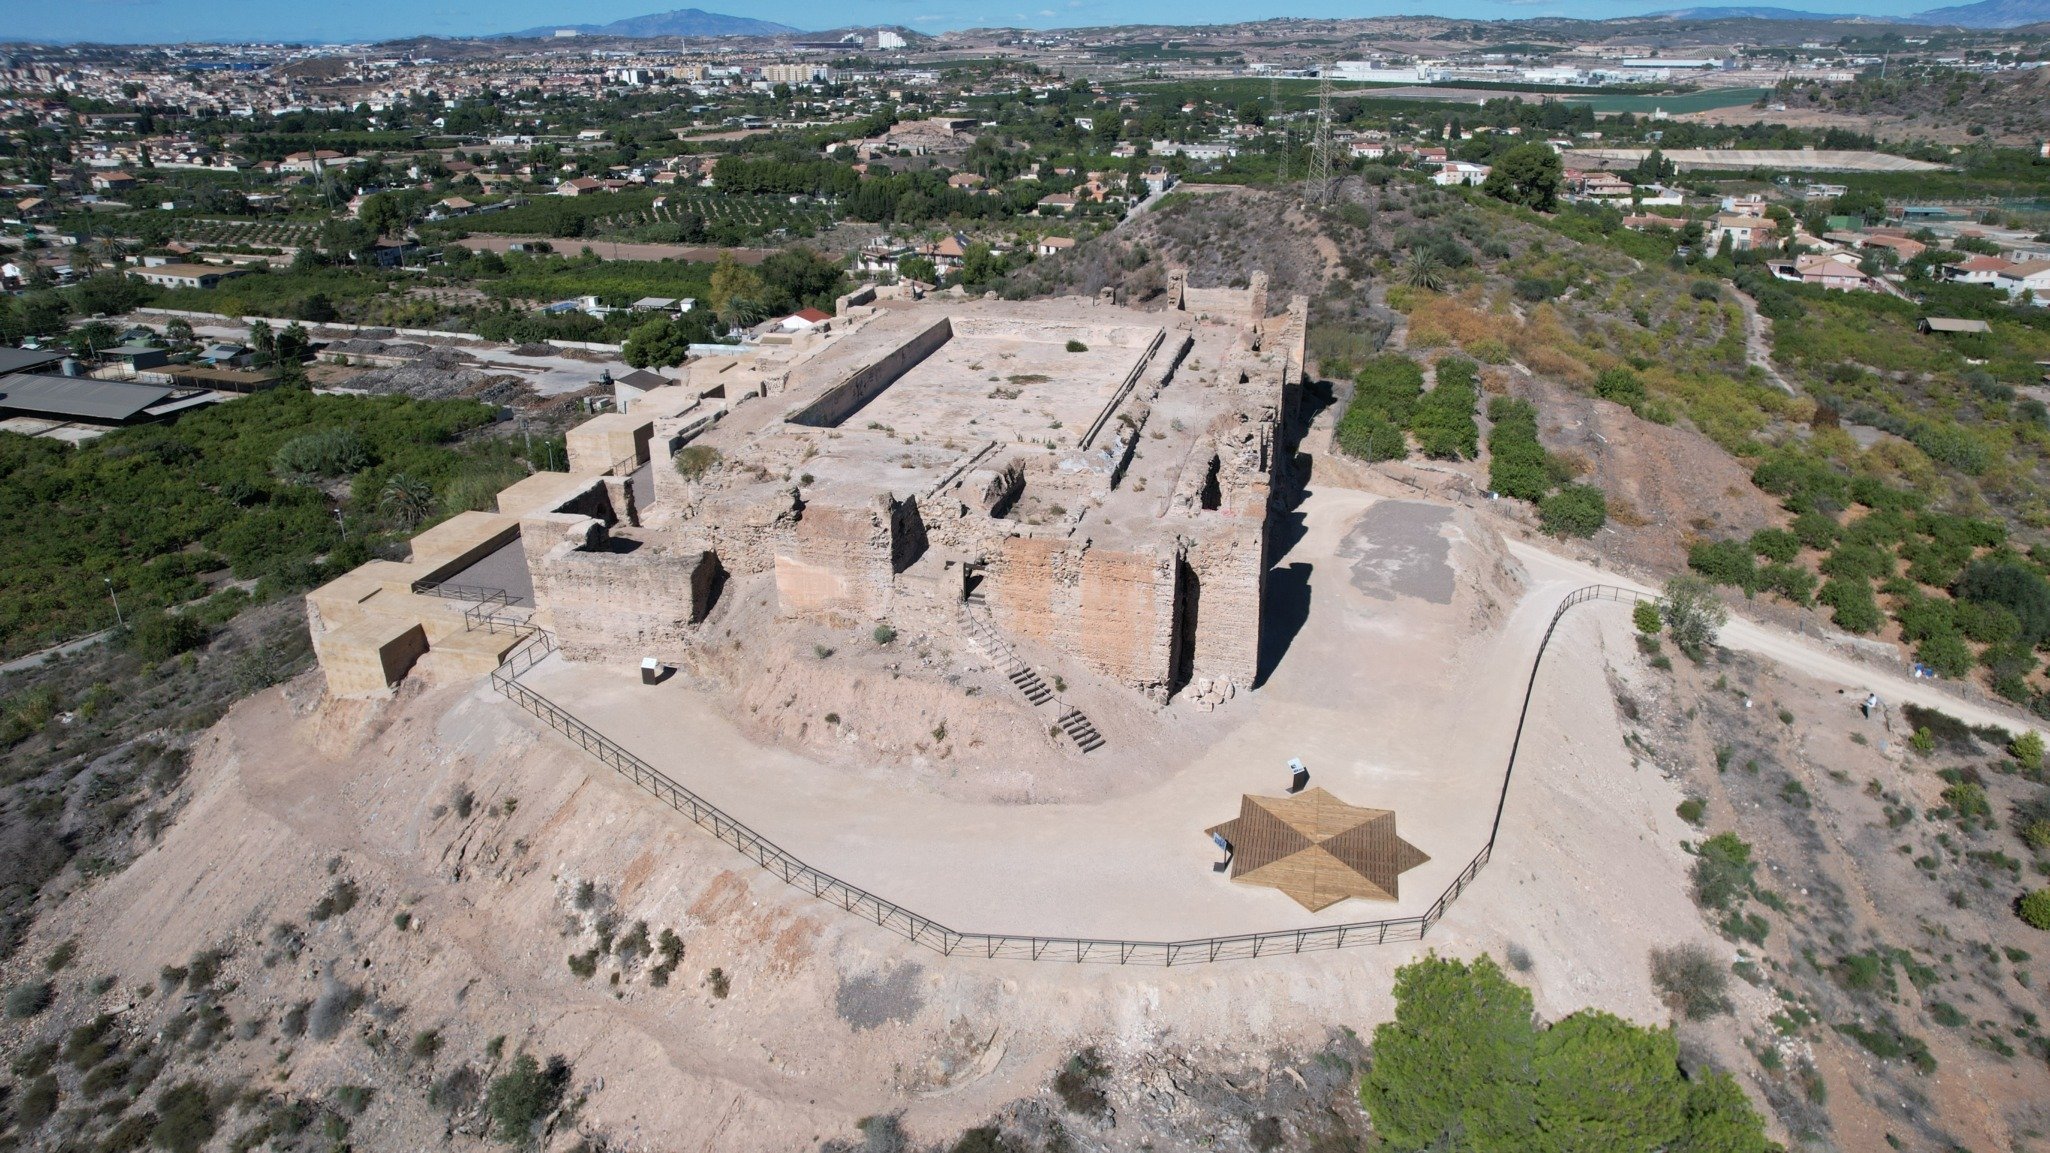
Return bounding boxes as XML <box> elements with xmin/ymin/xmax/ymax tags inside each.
<box><xmin>4</xmin><ymin>470</ymin><xmax>1766</xmax><ymax>1150</ymax></box>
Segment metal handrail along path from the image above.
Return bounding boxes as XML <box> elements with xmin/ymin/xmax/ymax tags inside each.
<box><xmin>487</xmin><ymin>584</ymin><xmax>1648</xmax><ymax>964</ymax></box>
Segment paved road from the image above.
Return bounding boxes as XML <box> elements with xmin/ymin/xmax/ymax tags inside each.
<box><xmin>1507</xmin><ymin>538</ymin><xmax>2043</xmax><ymax>739</ymax></box>
<box><xmin>1</xmin><ymin>629</ymin><xmax>114</xmax><ymax>676</ymax></box>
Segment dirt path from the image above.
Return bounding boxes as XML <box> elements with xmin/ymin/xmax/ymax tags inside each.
<box><xmin>1506</xmin><ymin>538</ymin><xmax>2043</xmax><ymax>740</ymax></box>
<box><xmin>1730</xmin><ymin>288</ymin><xmax>1797</xmax><ymax>398</ymax></box>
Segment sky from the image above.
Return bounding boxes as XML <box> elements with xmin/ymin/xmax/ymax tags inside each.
<box><xmin>5</xmin><ymin>0</ymin><xmax>1936</xmax><ymax>46</ymax></box>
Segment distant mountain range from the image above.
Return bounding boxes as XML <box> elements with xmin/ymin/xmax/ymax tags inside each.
<box><xmin>1651</xmin><ymin>0</ymin><xmax>2050</xmax><ymax>27</ymax></box>
<box><xmin>503</xmin><ymin>8</ymin><xmax>803</xmax><ymax>39</ymax></box>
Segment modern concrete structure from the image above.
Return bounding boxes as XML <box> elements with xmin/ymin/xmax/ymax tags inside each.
<box><xmin>309</xmin><ymin>276</ymin><xmax>1309</xmax><ymax>710</ymax></box>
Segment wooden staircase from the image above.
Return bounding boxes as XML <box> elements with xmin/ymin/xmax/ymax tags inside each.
<box><xmin>957</xmin><ymin>603</ymin><xmax>1103</xmax><ymax>753</ymax></box>
<box><xmin>1058</xmin><ymin>709</ymin><xmax>1105</xmax><ymax>753</ymax></box>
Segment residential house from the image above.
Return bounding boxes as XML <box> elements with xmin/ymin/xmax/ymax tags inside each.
<box><xmin>1037</xmin><ymin>192</ymin><xmax>1078</xmax><ymax>214</ymax></box>
<box><xmin>90</xmin><ymin>171</ymin><xmax>137</xmax><ymax>193</ymax></box>
<box><xmin>1035</xmin><ymin>236</ymin><xmax>1077</xmax><ymax>257</ymax></box>
<box><xmin>630</xmin><ymin>297</ymin><xmax>694</xmax><ymax>315</ymax></box>
<box><xmin>918</xmin><ymin>234</ymin><xmax>971</xmax><ymax>272</ymax></box>
<box><xmin>199</xmin><ymin>343</ymin><xmax>253</xmax><ymax>367</ymax></box>
<box><xmin>278</xmin><ymin>150</ymin><xmax>364</xmax><ymax>174</ymax></box>
<box><xmin>1432</xmin><ymin>162</ymin><xmax>1490</xmax><ymax>187</ymax></box>
<box><xmin>1720</xmin><ymin>194</ymin><xmax>1769</xmax><ymax>217</ymax></box>
<box><xmin>1575</xmin><ymin>172</ymin><xmax>1634</xmax><ymax>200</ymax></box>
<box><xmin>1772</xmin><ymin>252</ymin><xmax>1880</xmax><ymax>292</ymax></box>
<box><xmin>129</xmin><ymin>263</ymin><xmax>248</xmax><ymax>290</ymax></box>
<box><xmin>1946</xmin><ymin>255</ymin><xmax>2014</xmax><ymax>287</ymax></box>
<box><xmin>1348</xmin><ymin>140</ymin><xmax>1388</xmax><ymax>160</ymax></box>
<box><xmin>1996</xmin><ymin>259</ymin><xmax>2050</xmax><ymax>304</ymax></box>
<box><xmin>778</xmin><ymin>307</ymin><xmax>832</xmax><ymax>332</ymax></box>
<box><xmin>1708</xmin><ymin>214</ymin><xmax>1776</xmax><ymax>253</ymax></box>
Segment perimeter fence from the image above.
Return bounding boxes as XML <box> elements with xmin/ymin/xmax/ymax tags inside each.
<box><xmin>488</xmin><ymin>583</ymin><xmax>1649</xmax><ymax>964</ymax></box>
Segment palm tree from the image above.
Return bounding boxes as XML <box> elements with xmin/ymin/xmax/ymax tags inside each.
<box><xmin>380</xmin><ymin>475</ymin><xmax>437</xmax><ymax>530</ymax></box>
<box><xmin>1401</xmin><ymin>249</ymin><xmax>1445</xmax><ymax>292</ymax></box>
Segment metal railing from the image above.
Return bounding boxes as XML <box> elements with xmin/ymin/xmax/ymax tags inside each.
<box><xmin>411</xmin><ymin>579</ymin><xmax>513</xmax><ymax>601</ymax></box>
<box><xmin>487</xmin><ymin>583</ymin><xmax>1647</xmax><ymax>964</ymax></box>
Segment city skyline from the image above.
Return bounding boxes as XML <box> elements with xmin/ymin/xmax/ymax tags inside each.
<box><xmin>10</xmin><ymin>1</ymin><xmax>1926</xmax><ymax>47</ymax></box>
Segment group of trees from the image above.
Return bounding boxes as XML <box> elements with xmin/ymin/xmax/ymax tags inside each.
<box><xmin>1359</xmin><ymin>953</ymin><xmax>1775</xmax><ymax>1153</ymax></box>
<box><xmin>1690</xmin><ymin>447</ymin><xmax>2050</xmax><ymax>707</ymax></box>
<box><xmin>0</xmin><ymin>389</ymin><xmax>519</xmax><ymax>659</ymax></box>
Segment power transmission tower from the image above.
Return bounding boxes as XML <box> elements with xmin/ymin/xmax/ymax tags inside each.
<box><xmin>1303</xmin><ymin>66</ymin><xmax>1334</xmax><ymax>205</ymax></box>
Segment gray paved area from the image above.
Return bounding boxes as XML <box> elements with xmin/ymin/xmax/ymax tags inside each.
<box><xmin>439</xmin><ymin>538</ymin><xmax>535</xmax><ymax>607</ymax></box>
<box><xmin>1338</xmin><ymin>500</ymin><xmax>1454</xmax><ymax>604</ymax></box>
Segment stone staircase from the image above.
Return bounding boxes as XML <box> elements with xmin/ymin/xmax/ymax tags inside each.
<box><xmin>957</xmin><ymin>603</ymin><xmax>1103</xmax><ymax>753</ymax></box>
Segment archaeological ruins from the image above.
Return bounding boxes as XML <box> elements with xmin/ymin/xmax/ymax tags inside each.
<box><xmin>307</xmin><ymin>273</ymin><xmax>1309</xmax><ymax>746</ymax></box>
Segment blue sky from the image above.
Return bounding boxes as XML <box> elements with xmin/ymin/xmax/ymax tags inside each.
<box><xmin>9</xmin><ymin>1</ymin><xmax>1929</xmax><ymax>45</ymax></box>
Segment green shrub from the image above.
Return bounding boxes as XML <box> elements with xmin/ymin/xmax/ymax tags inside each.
<box><xmin>1411</xmin><ymin>358</ymin><xmax>1479</xmax><ymax>460</ymax></box>
<box><xmin>1538</xmin><ymin>484</ymin><xmax>1607</xmax><ymax>538</ymax></box>
<box><xmin>272</xmin><ymin>427</ymin><xmax>372</xmax><ymax>478</ymax></box>
<box><xmin>1650</xmin><ymin>943</ymin><xmax>1732</xmax><ymax>1020</ymax></box>
<box><xmin>6</xmin><ymin>980</ymin><xmax>54</xmax><ymax>1018</ymax></box>
<box><xmin>2020</xmin><ymin>889</ymin><xmax>2050</xmax><ymax>931</ymax></box>
<box><xmin>1593</xmin><ymin>367</ymin><xmax>1646</xmax><ymax>406</ymax></box>
<box><xmin>17</xmin><ymin>1074</ymin><xmax>58</xmax><ymax>1128</ymax></box>
<box><xmin>1661</xmin><ymin>575</ymin><xmax>1728</xmax><ymax>657</ymax></box>
<box><xmin>872</xmin><ymin>624</ymin><xmax>896</xmax><ymax>645</ymax></box>
<box><xmin>1758</xmin><ymin>564</ymin><xmax>1816</xmax><ymax>606</ymax></box>
<box><xmin>1916</xmin><ymin>632</ymin><xmax>1974</xmax><ymax>679</ymax></box>
<box><xmin>1633</xmin><ymin>600</ymin><xmax>1663</xmax><ymax>637</ymax></box>
<box><xmin>1749</xmin><ymin>528</ymin><xmax>1800</xmax><ymax>564</ymax></box>
<box><xmin>1937</xmin><ymin>776</ymin><xmax>1986</xmax><ymax>817</ymax></box>
<box><xmin>1688</xmin><ymin>540</ymin><xmax>1757</xmax><ymax>594</ymax></box>
<box><xmin>1957</xmin><ymin>559</ymin><xmax>2050</xmax><ymax>647</ymax></box>
<box><xmin>1486</xmin><ymin>397</ymin><xmax>1551</xmax><ymax>501</ymax></box>
<box><xmin>1908</xmin><ymin>422</ymin><xmax>1990</xmax><ymax>475</ymax></box>
<box><xmin>128</xmin><ymin>609</ymin><xmax>208</xmax><ymax>662</ymax></box>
<box><xmin>150</xmin><ymin>1082</ymin><xmax>219</xmax><ymax>1153</ymax></box>
<box><xmin>1692</xmin><ymin>832</ymin><xmax>1755</xmax><ymax>912</ymax></box>
<box><xmin>2011</xmin><ymin>730</ymin><xmax>2044</xmax><ymax>769</ymax></box>
<box><xmin>1817</xmin><ymin>578</ymin><xmax>1882</xmax><ymax>634</ymax></box>
<box><xmin>672</xmin><ymin>444</ymin><xmax>722</xmax><ymax>480</ymax></box>
<box><xmin>1065</xmin><ymin>339</ymin><xmax>1087</xmax><ymax>352</ymax></box>
<box><xmin>1676</xmin><ymin>797</ymin><xmax>1706</xmax><ymax>826</ymax></box>
<box><xmin>485</xmin><ymin>1053</ymin><xmax>570</xmax><ymax>1143</ymax></box>
<box><xmin>1790</xmin><ymin>509</ymin><xmax>1840</xmax><ymax>551</ymax></box>
<box><xmin>1336</xmin><ymin>356</ymin><xmax>1426</xmax><ymax>462</ymax></box>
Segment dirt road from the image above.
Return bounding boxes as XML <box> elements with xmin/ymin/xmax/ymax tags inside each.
<box><xmin>1507</xmin><ymin>538</ymin><xmax>2043</xmax><ymax>740</ymax></box>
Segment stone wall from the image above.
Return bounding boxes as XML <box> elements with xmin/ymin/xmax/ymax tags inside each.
<box><xmin>785</xmin><ymin>317</ymin><xmax>952</xmax><ymax>428</ymax></box>
<box><xmin>565</xmin><ymin>412</ymin><xmax>652</xmax><ymax>474</ymax></box>
<box><xmin>774</xmin><ymin>496</ymin><xmax>898</xmax><ymax>619</ymax></box>
<box><xmin>529</xmin><ymin>533</ymin><xmax>719</xmax><ymax>661</ymax></box>
<box><xmin>988</xmin><ymin>536</ymin><xmax>1175</xmax><ymax>697</ymax></box>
